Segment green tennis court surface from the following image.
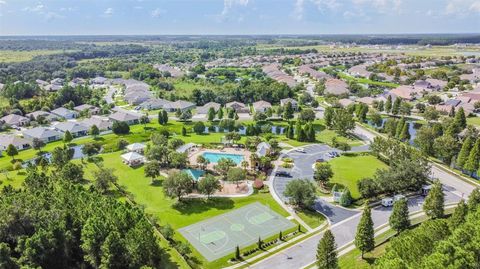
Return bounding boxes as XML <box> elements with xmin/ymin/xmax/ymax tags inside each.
<box><xmin>178</xmin><ymin>202</ymin><xmax>295</xmax><ymax>261</ymax></box>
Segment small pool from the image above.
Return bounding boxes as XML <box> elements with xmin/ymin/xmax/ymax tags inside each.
<box><xmin>184</xmin><ymin>169</ymin><xmax>205</xmax><ymax>182</ymax></box>
<box><xmin>202</xmin><ymin>152</ymin><xmax>244</xmax><ymax>164</ymax></box>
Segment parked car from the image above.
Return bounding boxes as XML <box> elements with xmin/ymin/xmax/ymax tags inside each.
<box><xmin>327</xmin><ymin>151</ymin><xmax>340</xmax><ymax>158</ymax></box>
<box><xmin>315</xmin><ymin>158</ymin><xmax>325</xmax><ymax>163</ymax></box>
<box><xmin>381</xmin><ymin>197</ymin><xmax>394</xmax><ymax>207</ymax></box>
<box><xmin>275</xmin><ymin>171</ymin><xmax>291</xmax><ymax>177</ymax></box>
<box><xmin>295</xmin><ymin>148</ymin><xmax>306</xmax><ymax>153</ymax></box>
<box><xmin>421</xmin><ymin>185</ymin><xmax>432</xmax><ymax>196</ymax></box>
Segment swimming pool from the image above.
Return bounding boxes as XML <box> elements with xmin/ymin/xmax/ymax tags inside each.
<box><xmin>202</xmin><ymin>152</ymin><xmax>244</xmax><ymax>164</ymax></box>
<box><xmin>183</xmin><ymin>169</ymin><xmax>205</xmax><ymax>182</ymax></box>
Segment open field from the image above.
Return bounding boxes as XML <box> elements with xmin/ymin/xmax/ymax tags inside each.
<box><xmin>0</xmin><ymin>49</ymin><xmax>75</xmax><ymax>62</ymax></box>
<box><xmin>256</xmin><ymin>44</ymin><xmax>480</xmax><ymax>57</ymax></box>
<box><xmin>329</xmin><ymin>154</ymin><xmax>387</xmax><ymax>199</ymax></box>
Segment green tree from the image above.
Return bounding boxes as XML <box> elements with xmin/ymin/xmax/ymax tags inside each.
<box><xmin>32</xmin><ymin>138</ymin><xmax>45</xmax><ymax>153</ymax></box>
<box><xmin>63</xmin><ymin>130</ymin><xmax>73</xmax><ymax>144</ymax></box>
<box><xmin>355</xmin><ymin>206</ymin><xmax>375</xmax><ymax>259</ymax></box>
<box><xmin>454</xmin><ymin>107</ymin><xmax>467</xmax><ymax>130</ymax></box>
<box><xmin>59</xmin><ymin>162</ymin><xmax>84</xmax><ymax>183</ymax></box>
<box><xmin>227</xmin><ymin>167</ymin><xmax>246</xmax><ymax>187</ymax></box>
<box><xmin>215</xmin><ymin>157</ymin><xmax>236</xmax><ymax>179</ymax></box>
<box><xmin>0</xmin><ymin>242</ymin><xmax>17</xmax><ymax>269</ymax></box>
<box><xmin>5</xmin><ymin>144</ymin><xmax>18</xmax><ymax>160</ymax></box>
<box><xmin>467</xmin><ymin>187</ymin><xmax>480</xmax><ymax>211</ymax></box>
<box><xmin>332</xmin><ymin>108</ymin><xmax>354</xmax><ymax>135</ymax></box>
<box><xmin>217</xmin><ymin>108</ymin><xmax>224</xmax><ymax>119</ymax></box>
<box><xmin>414</xmin><ymin>125</ymin><xmax>437</xmax><ymax>156</ymax></box>
<box><xmin>339</xmin><ymin>188</ymin><xmax>352</xmax><ymax>207</ymax></box>
<box><xmin>433</xmin><ymin>134</ymin><xmax>458</xmax><ymax>165</ymax></box>
<box><xmin>207</xmin><ymin>107</ymin><xmax>216</xmax><ymax>121</ymax></box>
<box><xmin>313</xmin><ymin>162</ymin><xmax>333</xmax><ymax>188</ymax></box>
<box><xmin>316</xmin><ymin>229</ymin><xmax>338</xmax><ymax>269</ymax></box>
<box><xmin>235</xmin><ymin>245</ymin><xmax>241</xmax><ymax>260</ymax></box>
<box><xmin>423</xmin><ymin>181</ymin><xmax>444</xmax><ymax>219</ymax></box>
<box><xmin>93</xmin><ymin>167</ymin><xmax>118</xmax><ymax>194</ymax></box>
<box><xmin>385</xmin><ymin>95</ymin><xmax>392</xmax><ymax>113</ymax></box>
<box><xmin>283</xmin><ymin>179</ymin><xmax>316</xmax><ymax>209</ymax></box>
<box><xmin>144</xmin><ymin>160</ymin><xmax>161</xmax><ymax>184</ymax></box>
<box><xmin>193</xmin><ymin>121</ymin><xmax>205</xmax><ymax>135</ymax></box>
<box><xmin>181</xmin><ymin>126</ymin><xmax>187</xmax><ymax>136</ymax></box>
<box><xmin>464</xmin><ymin>138</ymin><xmax>480</xmax><ymax>174</ymax></box>
<box><xmin>198</xmin><ymin>175</ymin><xmax>221</xmax><ymax>198</ymax></box>
<box><xmin>89</xmin><ymin>124</ymin><xmax>100</xmax><ymax>138</ymax></box>
<box><xmin>399</xmin><ymin>121</ymin><xmax>410</xmax><ymax>141</ymax></box>
<box><xmin>392</xmin><ymin>97</ymin><xmax>401</xmax><ymax>115</ymax></box>
<box><xmin>389</xmin><ymin>198</ymin><xmax>410</xmax><ymax>233</ymax></box>
<box><xmin>456</xmin><ymin>136</ymin><xmax>474</xmax><ymax>169</ymax></box>
<box><xmin>100</xmin><ymin>231</ymin><xmax>127</xmax><ymax>269</ymax></box>
<box><xmin>449</xmin><ymin>199</ymin><xmax>467</xmax><ymax>230</ymax></box>
<box><xmin>283</xmin><ymin>102</ymin><xmax>294</xmax><ymax>121</ymax></box>
<box><xmin>163</xmin><ymin>171</ymin><xmax>193</xmax><ymax>201</ymax></box>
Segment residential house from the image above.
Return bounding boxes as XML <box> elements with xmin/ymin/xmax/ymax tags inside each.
<box><xmin>74</xmin><ymin>104</ymin><xmax>101</xmax><ymax>115</ymax></box>
<box><xmin>225</xmin><ymin>101</ymin><xmax>250</xmax><ymax>113</ymax></box>
<box><xmin>109</xmin><ymin>111</ymin><xmax>141</xmax><ymax>125</ymax></box>
<box><xmin>0</xmin><ymin>135</ymin><xmax>31</xmax><ymax>151</ymax></box>
<box><xmin>0</xmin><ymin>114</ymin><xmax>30</xmax><ymax>127</ymax></box>
<box><xmin>80</xmin><ymin>116</ymin><xmax>113</xmax><ymax>131</ymax></box>
<box><xmin>252</xmin><ymin>100</ymin><xmax>272</xmax><ymax>113</ymax></box>
<box><xmin>54</xmin><ymin>122</ymin><xmax>89</xmax><ymax>137</ymax></box>
<box><xmin>26</xmin><ymin>111</ymin><xmax>58</xmax><ymax>122</ymax></box>
<box><xmin>138</xmin><ymin>98</ymin><xmax>172</xmax><ymax>110</ymax></box>
<box><xmin>325</xmin><ymin>78</ymin><xmax>349</xmax><ymax>96</ymax></box>
<box><xmin>51</xmin><ymin>107</ymin><xmax>78</xmax><ymax>119</ymax></box>
<box><xmin>22</xmin><ymin>127</ymin><xmax>62</xmax><ymax>143</ymax></box>
<box><xmin>91</xmin><ymin>76</ymin><xmax>108</xmax><ymax>85</ymax></box>
<box><xmin>196</xmin><ymin>102</ymin><xmax>221</xmax><ymax>114</ymax></box>
<box><xmin>262</xmin><ymin>64</ymin><xmax>298</xmax><ymax>87</ymax></box>
<box><xmin>356</xmin><ymin>97</ymin><xmax>375</xmax><ymax>106</ymax></box>
<box><xmin>280</xmin><ymin>98</ymin><xmax>298</xmax><ymax>110</ymax></box>
<box><xmin>163</xmin><ymin>100</ymin><xmax>196</xmax><ymax>112</ymax></box>
<box><xmin>389</xmin><ymin>86</ymin><xmax>424</xmax><ymax>101</ymax></box>
<box><xmin>338</xmin><ymin>98</ymin><xmax>355</xmax><ymax>107</ymax></box>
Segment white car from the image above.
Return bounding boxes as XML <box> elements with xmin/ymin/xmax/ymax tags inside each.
<box><xmin>393</xmin><ymin>194</ymin><xmax>406</xmax><ymax>202</ymax></box>
<box><xmin>381</xmin><ymin>197</ymin><xmax>394</xmax><ymax>207</ymax></box>
<box><xmin>295</xmin><ymin>148</ymin><xmax>306</xmax><ymax>153</ymax></box>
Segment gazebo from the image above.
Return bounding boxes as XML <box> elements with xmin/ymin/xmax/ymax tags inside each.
<box><xmin>121</xmin><ymin>152</ymin><xmax>145</xmax><ymax>166</ymax></box>
<box><xmin>126</xmin><ymin>143</ymin><xmax>147</xmax><ymax>154</ymax></box>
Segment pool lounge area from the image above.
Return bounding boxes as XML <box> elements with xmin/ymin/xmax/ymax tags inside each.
<box><xmin>202</xmin><ymin>152</ymin><xmax>244</xmax><ymax>164</ymax></box>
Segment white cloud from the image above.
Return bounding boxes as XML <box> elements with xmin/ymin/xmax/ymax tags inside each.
<box><xmin>352</xmin><ymin>0</ymin><xmax>402</xmax><ymax>13</ymax></box>
<box><xmin>0</xmin><ymin>1</ymin><xmax>6</xmax><ymax>5</ymax></box>
<box><xmin>151</xmin><ymin>8</ymin><xmax>165</xmax><ymax>18</ymax></box>
<box><xmin>445</xmin><ymin>0</ymin><xmax>480</xmax><ymax>15</ymax></box>
<box><xmin>23</xmin><ymin>4</ymin><xmax>45</xmax><ymax>13</ymax></box>
<box><xmin>292</xmin><ymin>0</ymin><xmax>304</xmax><ymax>20</ymax></box>
<box><xmin>104</xmin><ymin>7</ymin><xmax>114</xmax><ymax>16</ymax></box>
<box><xmin>221</xmin><ymin>0</ymin><xmax>250</xmax><ymax>17</ymax></box>
<box><xmin>311</xmin><ymin>0</ymin><xmax>341</xmax><ymax>12</ymax></box>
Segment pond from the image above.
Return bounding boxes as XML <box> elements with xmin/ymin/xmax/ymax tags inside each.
<box><xmin>367</xmin><ymin>118</ymin><xmax>422</xmax><ymax>144</ymax></box>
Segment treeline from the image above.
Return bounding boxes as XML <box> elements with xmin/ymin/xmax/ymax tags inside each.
<box><xmin>315</xmin><ymin>34</ymin><xmax>480</xmax><ymax>45</ymax></box>
<box><xmin>189</xmin><ymin>80</ymin><xmax>294</xmax><ymax>105</ymax></box>
<box><xmin>0</xmin><ymin>167</ymin><xmax>164</xmax><ymax>268</ymax></box>
<box><xmin>376</xmin><ymin>189</ymin><xmax>480</xmax><ymax>268</ymax></box>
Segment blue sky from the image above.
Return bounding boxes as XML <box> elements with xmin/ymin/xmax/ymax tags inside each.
<box><xmin>0</xmin><ymin>0</ymin><xmax>479</xmax><ymax>35</ymax></box>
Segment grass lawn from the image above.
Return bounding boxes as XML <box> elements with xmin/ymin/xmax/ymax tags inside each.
<box><xmin>328</xmin><ymin>154</ymin><xmax>387</xmax><ymax>199</ymax></box>
<box><xmin>296</xmin><ymin>208</ymin><xmax>326</xmax><ymax>229</ymax></box>
<box><xmin>467</xmin><ymin>116</ymin><xmax>480</xmax><ymax>127</ymax></box>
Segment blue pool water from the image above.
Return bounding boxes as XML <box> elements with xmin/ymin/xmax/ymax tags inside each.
<box><xmin>202</xmin><ymin>152</ymin><xmax>244</xmax><ymax>164</ymax></box>
<box><xmin>183</xmin><ymin>169</ymin><xmax>205</xmax><ymax>181</ymax></box>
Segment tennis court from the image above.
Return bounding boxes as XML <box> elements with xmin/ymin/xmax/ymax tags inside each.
<box><xmin>178</xmin><ymin>202</ymin><xmax>295</xmax><ymax>261</ymax></box>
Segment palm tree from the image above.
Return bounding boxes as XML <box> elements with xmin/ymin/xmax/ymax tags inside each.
<box><xmin>241</xmin><ymin>160</ymin><xmax>249</xmax><ymax>173</ymax></box>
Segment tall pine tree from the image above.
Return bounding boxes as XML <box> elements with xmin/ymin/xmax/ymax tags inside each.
<box><xmin>464</xmin><ymin>138</ymin><xmax>480</xmax><ymax>175</ymax></box>
<box><xmin>423</xmin><ymin>181</ymin><xmax>444</xmax><ymax>219</ymax></box>
<box><xmin>355</xmin><ymin>206</ymin><xmax>375</xmax><ymax>258</ymax></box>
<box><xmin>454</xmin><ymin>107</ymin><xmax>467</xmax><ymax>130</ymax></box>
<box><xmin>316</xmin><ymin>230</ymin><xmax>338</xmax><ymax>269</ymax></box>
<box><xmin>456</xmin><ymin>136</ymin><xmax>474</xmax><ymax>170</ymax></box>
<box><xmin>385</xmin><ymin>95</ymin><xmax>392</xmax><ymax>113</ymax></box>
<box><xmin>389</xmin><ymin>198</ymin><xmax>410</xmax><ymax>233</ymax></box>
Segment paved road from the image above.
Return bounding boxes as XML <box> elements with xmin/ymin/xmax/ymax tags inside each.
<box><xmin>104</xmin><ymin>86</ymin><xmax>116</xmax><ymax>104</ymax></box>
<box><xmin>252</xmin><ymin>125</ymin><xmax>475</xmax><ymax>269</ymax></box>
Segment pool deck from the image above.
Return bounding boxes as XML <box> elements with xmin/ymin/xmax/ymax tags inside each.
<box><xmin>189</xmin><ymin>147</ymin><xmax>252</xmax><ymax>170</ymax></box>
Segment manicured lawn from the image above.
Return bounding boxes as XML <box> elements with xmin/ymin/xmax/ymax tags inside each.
<box><xmin>296</xmin><ymin>208</ymin><xmax>326</xmax><ymax>229</ymax></box>
<box><xmin>0</xmin><ymin>49</ymin><xmax>75</xmax><ymax>62</ymax></box>
<box><xmin>467</xmin><ymin>116</ymin><xmax>480</xmax><ymax>127</ymax></box>
<box><xmin>328</xmin><ymin>154</ymin><xmax>387</xmax><ymax>199</ymax></box>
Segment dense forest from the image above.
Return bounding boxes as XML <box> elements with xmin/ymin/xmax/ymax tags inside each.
<box><xmin>0</xmin><ymin>166</ymin><xmax>163</xmax><ymax>269</ymax></box>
